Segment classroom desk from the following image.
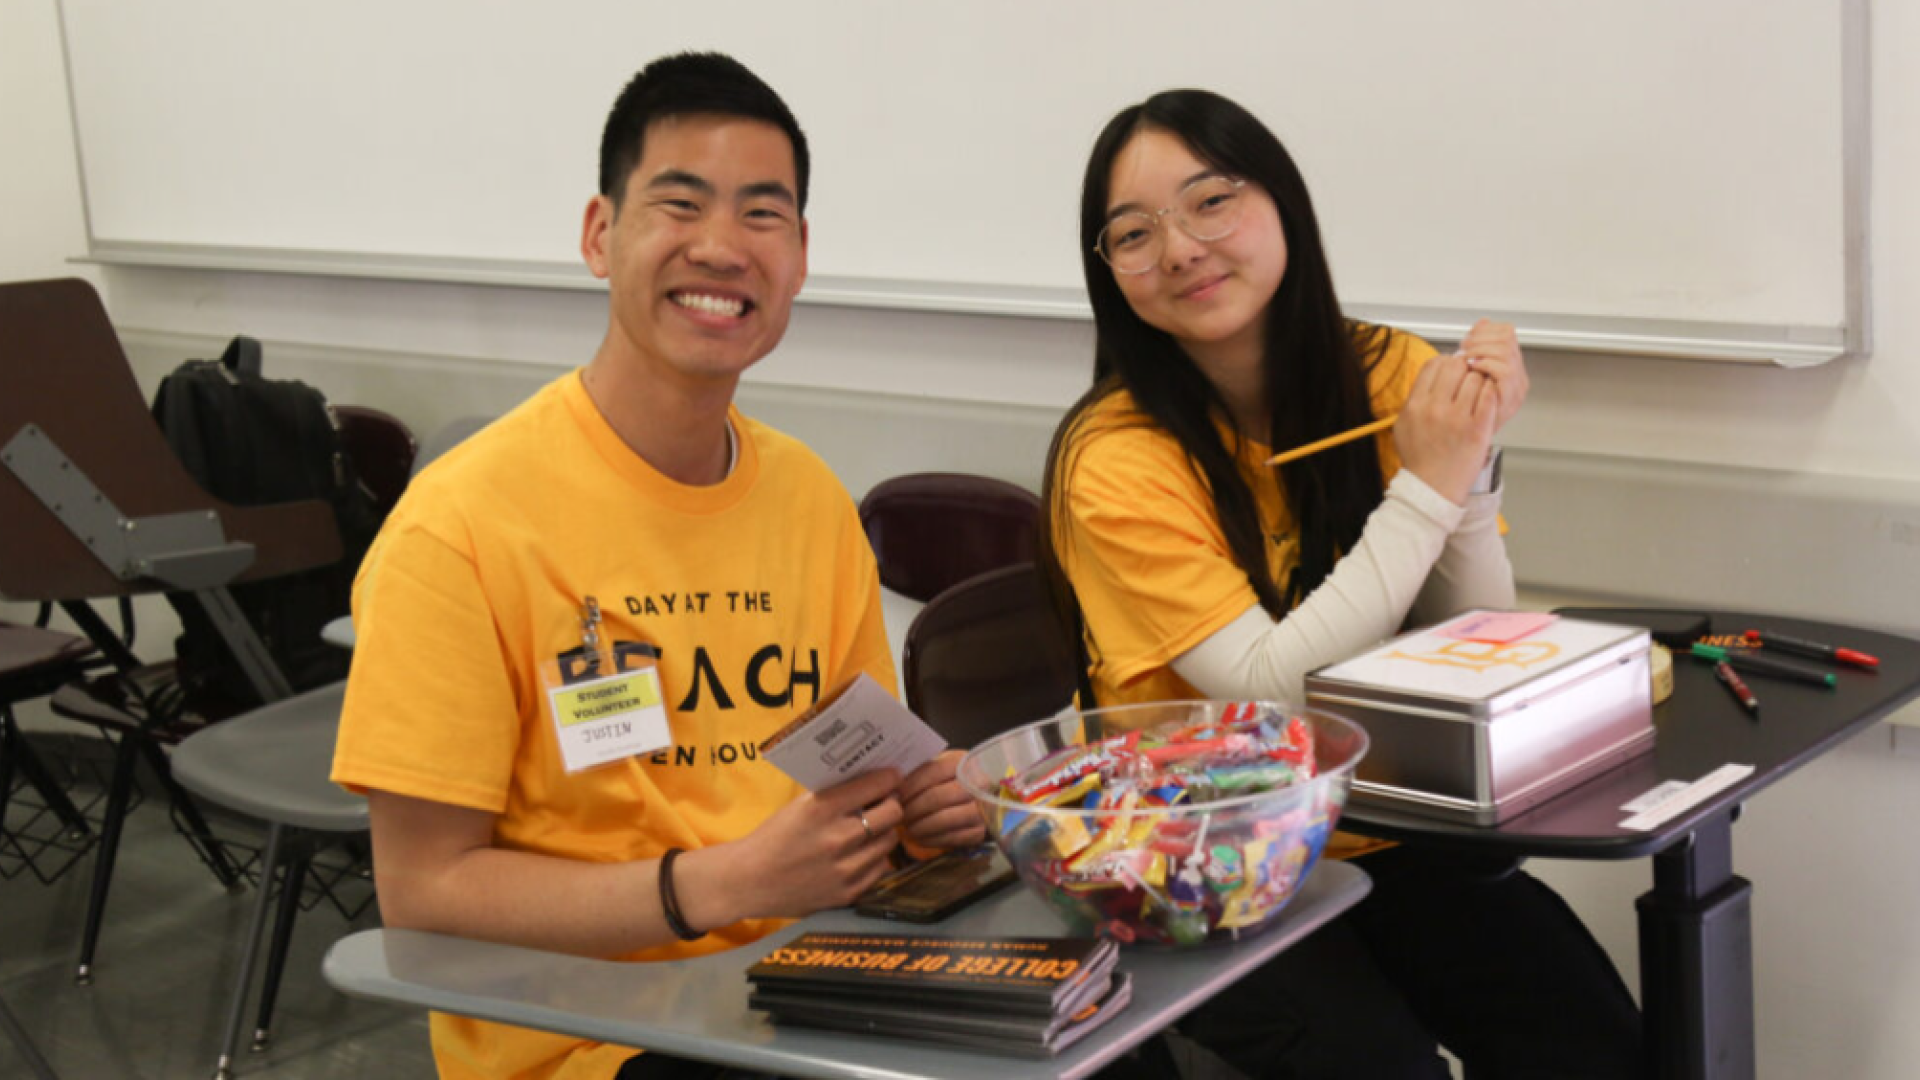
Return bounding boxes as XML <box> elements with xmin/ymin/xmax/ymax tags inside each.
<box><xmin>1341</xmin><ymin>611</ymin><xmax>1920</xmax><ymax>1080</ymax></box>
<box><xmin>324</xmin><ymin>860</ymin><xmax>1368</xmax><ymax>1080</ymax></box>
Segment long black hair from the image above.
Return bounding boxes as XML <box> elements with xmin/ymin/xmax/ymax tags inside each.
<box><xmin>1041</xmin><ymin>89</ymin><xmax>1399</xmax><ymax>644</ymax></box>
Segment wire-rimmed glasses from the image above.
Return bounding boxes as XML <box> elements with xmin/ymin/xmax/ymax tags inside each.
<box><xmin>1094</xmin><ymin>176</ymin><xmax>1248</xmax><ymax>275</ymax></box>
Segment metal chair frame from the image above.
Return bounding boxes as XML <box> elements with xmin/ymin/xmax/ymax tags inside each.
<box><xmin>0</xmin><ymin>278</ymin><xmax>369</xmax><ymax>1079</ymax></box>
<box><xmin>0</xmin><ymin>622</ymin><xmax>103</xmax><ymax>885</ymax></box>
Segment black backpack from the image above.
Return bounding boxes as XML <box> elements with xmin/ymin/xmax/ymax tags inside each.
<box><xmin>151</xmin><ymin>336</ymin><xmax>384</xmax><ymax>709</ymax></box>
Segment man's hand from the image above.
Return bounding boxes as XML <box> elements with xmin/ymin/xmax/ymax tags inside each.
<box><xmin>699</xmin><ymin>767</ymin><xmax>904</xmax><ymax>924</ymax></box>
<box><xmin>369</xmin><ymin>768</ymin><xmax>911</xmax><ymax>956</ymax></box>
<box><xmin>897</xmin><ymin>750</ymin><xmax>988</xmax><ymax>851</ymax></box>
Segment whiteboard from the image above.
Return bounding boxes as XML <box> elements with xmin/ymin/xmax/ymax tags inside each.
<box><xmin>59</xmin><ymin>0</ymin><xmax>1862</xmax><ymax>361</ymax></box>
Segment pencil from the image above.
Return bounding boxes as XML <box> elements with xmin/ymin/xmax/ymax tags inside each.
<box><xmin>1266</xmin><ymin>414</ymin><xmax>1397</xmax><ymax>467</ymax></box>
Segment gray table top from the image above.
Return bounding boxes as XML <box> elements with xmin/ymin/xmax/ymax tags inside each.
<box><xmin>170</xmin><ymin>680</ymin><xmax>366</xmax><ymax>832</ymax></box>
<box><xmin>325</xmin><ymin>859</ymin><xmax>1368</xmax><ymax>1080</ymax></box>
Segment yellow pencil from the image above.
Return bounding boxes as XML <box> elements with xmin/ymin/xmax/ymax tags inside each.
<box><xmin>1265</xmin><ymin>414</ymin><xmax>1397</xmax><ymax>467</ymax></box>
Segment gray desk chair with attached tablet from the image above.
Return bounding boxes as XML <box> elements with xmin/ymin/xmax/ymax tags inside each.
<box><xmin>0</xmin><ymin>278</ymin><xmax>364</xmax><ymax>1080</ymax></box>
<box><xmin>169</xmin><ymin>681</ymin><xmax>367</xmax><ymax>1079</ymax></box>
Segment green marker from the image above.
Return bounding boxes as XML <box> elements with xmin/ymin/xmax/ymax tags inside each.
<box><xmin>1691</xmin><ymin>643</ymin><xmax>1836</xmax><ymax>688</ymax></box>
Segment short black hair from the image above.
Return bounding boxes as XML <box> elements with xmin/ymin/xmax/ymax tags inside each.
<box><xmin>598</xmin><ymin>52</ymin><xmax>810</xmax><ymax>212</ymax></box>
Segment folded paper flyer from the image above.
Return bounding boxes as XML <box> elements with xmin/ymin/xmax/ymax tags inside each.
<box><xmin>760</xmin><ymin>673</ymin><xmax>947</xmax><ymax>790</ymax></box>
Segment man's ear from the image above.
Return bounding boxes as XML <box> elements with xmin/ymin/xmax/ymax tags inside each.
<box><xmin>794</xmin><ymin>218</ymin><xmax>809</xmax><ymax>297</ymax></box>
<box><xmin>581</xmin><ymin>194</ymin><xmax>615</xmax><ymax>279</ymax></box>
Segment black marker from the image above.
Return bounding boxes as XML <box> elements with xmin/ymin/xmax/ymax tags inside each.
<box><xmin>1743</xmin><ymin>629</ymin><xmax>1879</xmax><ymax>669</ymax></box>
<box><xmin>1692</xmin><ymin>644</ymin><xmax>1835</xmax><ymax>688</ymax></box>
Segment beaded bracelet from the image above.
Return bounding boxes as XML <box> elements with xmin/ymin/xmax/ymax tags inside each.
<box><xmin>658</xmin><ymin>847</ymin><xmax>705</xmax><ymax>942</ymax></box>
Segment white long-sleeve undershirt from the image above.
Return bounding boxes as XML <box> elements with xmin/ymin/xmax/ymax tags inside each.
<box><xmin>1170</xmin><ymin>470</ymin><xmax>1514</xmax><ymax>703</ymax></box>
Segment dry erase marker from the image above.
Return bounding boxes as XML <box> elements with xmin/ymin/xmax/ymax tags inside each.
<box><xmin>1714</xmin><ymin>661</ymin><xmax>1760</xmax><ymax>716</ymax></box>
<box><xmin>1691</xmin><ymin>643</ymin><xmax>1836</xmax><ymax>688</ymax></box>
<box><xmin>1742</xmin><ymin>629</ymin><xmax>1879</xmax><ymax>669</ymax></box>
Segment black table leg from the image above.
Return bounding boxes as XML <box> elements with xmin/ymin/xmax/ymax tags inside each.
<box><xmin>1636</xmin><ymin>809</ymin><xmax>1754</xmax><ymax>1080</ymax></box>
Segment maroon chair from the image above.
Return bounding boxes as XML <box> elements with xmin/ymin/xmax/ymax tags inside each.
<box><xmin>331</xmin><ymin>404</ymin><xmax>416</xmax><ymax>517</ymax></box>
<box><xmin>902</xmin><ymin>563</ymin><xmax>1082</xmax><ymax>750</ymax></box>
<box><xmin>859</xmin><ymin>473</ymin><xmax>1042</xmax><ymax>603</ymax></box>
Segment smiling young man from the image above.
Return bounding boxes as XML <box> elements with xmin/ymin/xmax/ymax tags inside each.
<box><xmin>332</xmin><ymin>54</ymin><xmax>984</xmax><ymax>1080</ymax></box>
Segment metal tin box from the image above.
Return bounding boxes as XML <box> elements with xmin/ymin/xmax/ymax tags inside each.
<box><xmin>1304</xmin><ymin>614</ymin><xmax>1653</xmax><ymax>825</ymax></box>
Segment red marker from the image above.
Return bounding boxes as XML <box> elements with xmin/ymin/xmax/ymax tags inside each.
<box><xmin>1714</xmin><ymin>661</ymin><xmax>1760</xmax><ymax>716</ymax></box>
<box><xmin>1743</xmin><ymin>630</ymin><xmax>1879</xmax><ymax>669</ymax></box>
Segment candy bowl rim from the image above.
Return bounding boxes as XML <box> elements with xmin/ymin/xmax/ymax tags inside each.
<box><xmin>956</xmin><ymin>700</ymin><xmax>1370</xmax><ymax>821</ymax></box>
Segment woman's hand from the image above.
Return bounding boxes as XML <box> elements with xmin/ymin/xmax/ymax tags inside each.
<box><xmin>1395</xmin><ymin>350</ymin><xmax>1499</xmax><ymax>505</ymax></box>
<box><xmin>1455</xmin><ymin>318</ymin><xmax>1528</xmax><ymax>432</ymax></box>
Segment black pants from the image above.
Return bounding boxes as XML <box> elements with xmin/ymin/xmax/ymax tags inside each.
<box><xmin>614</xmin><ymin>1052</ymin><xmax>779</xmax><ymax>1080</ymax></box>
<box><xmin>1169</xmin><ymin>845</ymin><xmax>1645</xmax><ymax>1079</ymax></box>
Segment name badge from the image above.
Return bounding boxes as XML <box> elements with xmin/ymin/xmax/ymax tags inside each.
<box><xmin>543</xmin><ymin>655</ymin><xmax>672</xmax><ymax>774</ymax></box>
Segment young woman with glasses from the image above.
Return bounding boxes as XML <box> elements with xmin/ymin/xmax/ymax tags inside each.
<box><xmin>1044</xmin><ymin>90</ymin><xmax>1643</xmax><ymax>1078</ymax></box>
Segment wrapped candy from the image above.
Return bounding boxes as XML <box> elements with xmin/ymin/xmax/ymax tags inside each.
<box><xmin>990</xmin><ymin>704</ymin><xmax>1335</xmax><ymax>944</ymax></box>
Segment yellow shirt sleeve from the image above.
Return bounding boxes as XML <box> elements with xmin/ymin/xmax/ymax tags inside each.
<box><xmin>1062</xmin><ymin>423</ymin><xmax>1262</xmax><ymax>691</ymax></box>
<box><xmin>334</xmin><ymin>510</ymin><xmax>524</xmax><ymax>812</ymax></box>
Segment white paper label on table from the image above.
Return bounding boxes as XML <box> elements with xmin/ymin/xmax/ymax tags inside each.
<box><xmin>1618</xmin><ymin>764</ymin><xmax>1755</xmax><ymax>832</ymax></box>
<box><xmin>1620</xmin><ymin>780</ymin><xmax>1691</xmax><ymax>815</ymax></box>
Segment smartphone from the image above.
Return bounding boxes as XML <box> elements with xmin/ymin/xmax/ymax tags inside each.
<box><xmin>1553</xmin><ymin>607</ymin><xmax>1711</xmax><ymax>649</ymax></box>
<box><xmin>854</xmin><ymin>844</ymin><xmax>1016</xmax><ymax>924</ymax></box>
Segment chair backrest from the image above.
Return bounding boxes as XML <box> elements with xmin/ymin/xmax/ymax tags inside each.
<box><xmin>412</xmin><ymin>415</ymin><xmax>493</xmax><ymax>477</ymax></box>
<box><xmin>859</xmin><ymin>473</ymin><xmax>1042</xmax><ymax>603</ymax></box>
<box><xmin>0</xmin><ymin>278</ymin><xmax>340</xmax><ymax>603</ymax></box>
<box><xmin>902</xmin><ymin>562</ymin><xmax>1081</xmax><ymax>750</ymax></box>
<box><xmin>332</xmin><ymin>405</ymin><xmax>417</xmax><ymax>516</ymax></box>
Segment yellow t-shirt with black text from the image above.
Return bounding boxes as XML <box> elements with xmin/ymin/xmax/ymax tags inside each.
<box><xmin>1056</xmin><ymin>328</ymin><xmax>1444</xmax><ymax>861</ymax></box>
<box><xmin>1059</xmin><ymin>328</ymin><xmax>1437</xmax><ymax>707</ymax></box>
<box><xmin>332</xmin><ymin>370</ymin><xmax>893</xmax><ymax>1080</ymax></box>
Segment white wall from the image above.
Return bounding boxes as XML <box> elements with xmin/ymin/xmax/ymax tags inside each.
<box><xmin>56</xmin><ymin>1</ymin><xmax>1856</xmax><ymax>336</ymax></box>
<box><xmin>7</xmin><ymin>0</ymin><xmax>1920</xmax><ymax>1075</ymax></box>
<box><xmin>0</xmin><ymin>0</ymin><xmax>93</xmax><ymax>287</ymax></box>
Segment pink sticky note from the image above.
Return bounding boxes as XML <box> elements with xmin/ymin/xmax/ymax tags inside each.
<box><xmin>1441</xmin><ymin>611</ymin><xmax>1559</xmax><ymax>644</ymax></box>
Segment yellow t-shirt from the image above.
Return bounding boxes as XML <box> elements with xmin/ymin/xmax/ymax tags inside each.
<box><xmin>1056</xmin><ymin>328</ymin><xmax>1439</xmax><ymax>861</ymax></box>
<box><xmin>332</xmin><ymin>371</ymin><xmax>893</xmax><ymax>1080</ymax></box>
<box><xmin>1059</xmin><ymin>327</ymin><xmax>1434</xmax><ymax>708</ymax></box>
